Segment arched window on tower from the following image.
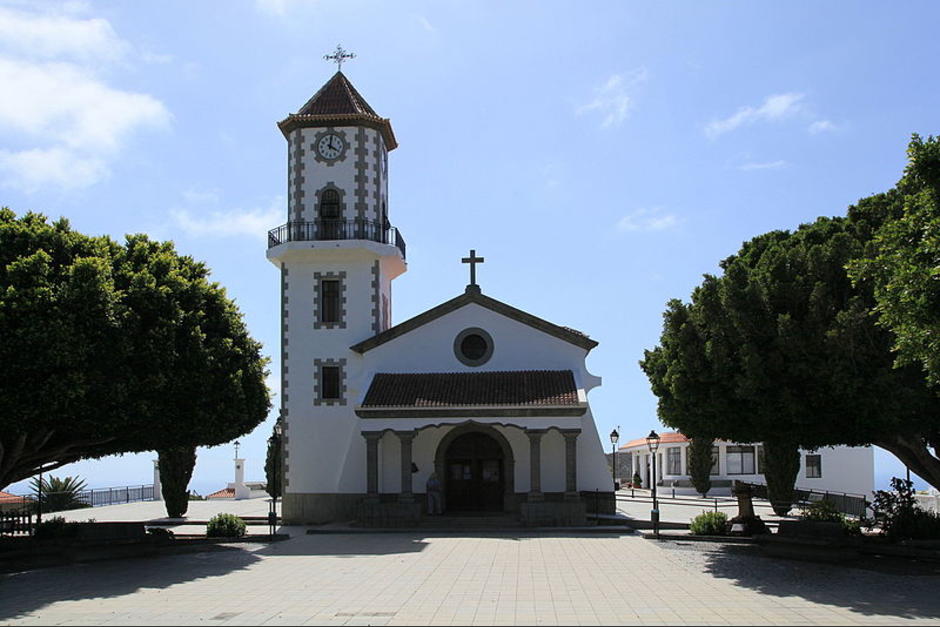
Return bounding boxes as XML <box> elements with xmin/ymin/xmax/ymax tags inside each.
<box><xmin>320</xmin><ymin>188</ymin><xmax>341</xmax><ymax>239</ymax></box>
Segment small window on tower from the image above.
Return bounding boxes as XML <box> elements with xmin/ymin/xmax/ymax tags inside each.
<box><xmin>320</xmin><ymin>279</ymin><xmax>340</xmax><ymax>324</ymax></box>
<box><xmin>321</xmin><ymin>366</ymin><xmax>340</xmax><ymax>400</ymax></box>
<box><xmin>321</xmin><ymin>189</ymin><xmax>340</xmax><ymax>219</ymax></box>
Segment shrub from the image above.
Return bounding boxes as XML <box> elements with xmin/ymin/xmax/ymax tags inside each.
<box><xmin>870</xmin><ymin>477</ymin><xmax>940</xmax><ymax>541</ymax></box>
<box><xmin>690</xmin><ymin>510</ymin><xmax>728</xmax><ymax>536</ymax></box>
<box><xmin>34</xmin><ymin>516</ymin><xmax>79</xmax><ymax>539</ymax></box>
<box><xmin>800</xmin><ymin>500</ymin><xmax>845</xmax><ymax>523</ymax></box>
<box><xmin>147</xmin><ymin>527</ymin><xmax>175</xmax><ymax>540</ymax></box>
<box><xmin>206</xmin><ymin>513</ymin><xmax>246</xmax><ymax>538</ymax></box>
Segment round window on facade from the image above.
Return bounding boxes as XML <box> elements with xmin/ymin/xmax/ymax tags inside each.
<box><xmin>454</xmin><ymin>327</ymin><xmax>494</xmax><ymax>367</ymax></box>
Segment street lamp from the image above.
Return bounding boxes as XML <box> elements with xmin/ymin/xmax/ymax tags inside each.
<box><xmin>609</xmin><ymin>428</ymin><xmax>620</xmax><ymax>491</ymax></box>
<box><xmin>269</xmin><ymin>423</ymin><xmax>283</xmax><ymax>538</ymax></box>
<box><xmin>646</xmin><ymin>429</ymin><xmax>661</xmax><ymax>538</ymax></box>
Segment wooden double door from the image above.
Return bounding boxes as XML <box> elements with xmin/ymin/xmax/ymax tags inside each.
<box><xmin>444</xmin><ymin>432</ymin><xmax>505</xmax><ymax>512</ymax></box>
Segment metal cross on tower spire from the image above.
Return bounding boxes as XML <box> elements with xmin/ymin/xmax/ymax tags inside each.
<box><xmin>324</xmin><ymin>44</ymin><xmax>356</xmax><ymax>71</ymax></box>
<box><xmin>462</xmin><ymin>249</ymin><xmax>485</xmax><ymax>286</ymax></box>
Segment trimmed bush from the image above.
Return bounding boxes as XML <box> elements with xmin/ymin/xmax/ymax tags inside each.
<box><xmin>34</xmin><ymin>516</ymin><xmax>79</xmax><ymax>539</ymax></box>
<box><xmin>690</xmin><ymin>510</ymin><xmax>728</xmax><ymax>536</ymax></box>
<box><xmin>799</xmin><ymin>500</ymin><xmax>844</xmax><ymax>523</ymax></box>
<box><xmin>206</xmin><ymin>513</ymin><xmax>246</xmax><ymax>538</ymax></box>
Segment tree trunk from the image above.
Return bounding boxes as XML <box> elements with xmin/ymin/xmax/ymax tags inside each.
<box><xmin>265</xmin><ymin>430</ymin><xmax>283</xmax><ymax>499</ymax></box>
<box><xmin>158</xmin><ymin>446</ymin><xmax>197</xmax><ymax>518</ymax></box>
<box><xmin>762</xmin><ymin>440</ymin><xmax>800</xmax><ymax>516</ymax></box>
<box><xmin>687</xmin><ymin>437</ymin><xmax>714</xmax><ymax>497</ymax></box>
<box><xmin>875</xmin><ymin>434</ymin><xmax>940</xmax><ymax>492</ymax></box>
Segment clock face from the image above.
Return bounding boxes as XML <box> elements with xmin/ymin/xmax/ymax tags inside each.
<box><xmin>317</xmin><ymin>133</ymin><xmax>344</xmax><ymax>160</ymax></box>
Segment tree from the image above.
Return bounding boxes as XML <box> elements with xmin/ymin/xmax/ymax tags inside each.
<box><xmin>687</xmin><ymin>437</ymin><xmax>714</xmax><ymax>497</ymax></box>
<box><xmin>30</xmin><ymin>474</ymin><xmax>88</xmax><ymax>513</ymax></box>
<box><xmin>849</xmin><ymin>135</ymin><xmax>940</xmax><ymax>386</ymax></box>
<box><xmin>159</xmin><ymin>446</ymin><xmax>196</xmax><ymax>519</ymax></box>
<box><xmin>0</xmin><ymin>210</ymin><xmax>271</xmax><ymax>499</ymax></box>
<box><xmin>265</xmin><ymin>424</ymin><xmax>283</xmax><ymax>499</ymax></box>
<box><xmin>642</xmin><ymin>178</ymin><xmax>940</xmax><ymax>503</ymax></box>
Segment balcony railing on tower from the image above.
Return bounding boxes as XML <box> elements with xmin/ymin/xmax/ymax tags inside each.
<box><xmin>267</xmin><ymin>219</ymin><xmax>406</xmax><ymax>259</ymax></box>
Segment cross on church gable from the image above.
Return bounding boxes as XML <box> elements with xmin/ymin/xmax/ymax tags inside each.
<box><xmin>461</xmin><ymin>249</ymin><xmax>484</xmax><ymax>286</ymax></box>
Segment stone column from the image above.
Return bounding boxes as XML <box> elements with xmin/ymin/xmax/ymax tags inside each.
<box><xmin>153</xmin><ymin>459</ymin><xmax>162</xmax><ymax>501</ymax></box>
<box><xmin>562</xmin><ymin>430</ymin><xmax>580</xmax><ymax>501</ymax></box>
<box><xmin>526</xmin><ymin>430</ymin><xmax>545</xmax><ymax>502</ymax></box>
<box><xmin>363</xmin><ymin>431</ymin><xmax>382</xmax><ymax>503</ymax></box>
<box><xmin>397</xmin><ymin>431</ymin><xmax>415</xmax><ymax>503</ymax></box>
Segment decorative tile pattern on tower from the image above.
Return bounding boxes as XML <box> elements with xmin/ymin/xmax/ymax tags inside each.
<box><xmin>290</xmin><ymin>131</ymin><xmax>305</xmax><ymax>223</ymax></box>
<box><xmin>370</xmin><ymin>260</ymin><xmax>381</xmax><ymax>334</ymax></box>
<box><xmin>354</xmin><ymin>127</ymin><xmax>369</xmax><ymax>221</ymax></box>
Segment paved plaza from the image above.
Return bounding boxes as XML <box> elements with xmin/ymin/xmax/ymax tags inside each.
<box><xmin>2</xmin><ymin>529</ymin><xmax>939</xmax><ymax>626</ymax></box>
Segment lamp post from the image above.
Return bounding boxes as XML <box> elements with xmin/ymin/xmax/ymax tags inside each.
<box><xmin>609</xmin><ymin>428</ymin><xmax>620</xmax><ymax>491</ymax></box>
<box><xmin>269</xmin><ymin>423</ymin><xmax>283</xmax><ymax>539</ymax></box>
<box><xmin>646</xmin><ymin>430</ymin><xmax>661</xmax><ymax>538</ymax></box>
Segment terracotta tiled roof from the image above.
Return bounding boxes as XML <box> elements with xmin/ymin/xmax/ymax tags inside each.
<box><xmin>620</xmin><ymin>431</ymin><xmax>689</xmax><ymax>450</ymax></box>
<box><xmin>0</xmin><ymin>491</ymin><xmax>28</xmax><ymax>504</ymax></box>
<box><xmin>278</xmin><ymin>72</ymin><xmax>397</xmax><ymax>149</ymax></box>
<box><xmin>206</xmin><ymin>488</ymin><xmax>235</xmax><ymax>499</ymax></box>
<box><xmin>297</xmin><ymin>72</ymin><xmax>380</xmax><ymax>117</ymax></box>
<box><xmin>362</xmin><ymin>370</ymin><xmax>580</xmax><ymax>408</ymax></box>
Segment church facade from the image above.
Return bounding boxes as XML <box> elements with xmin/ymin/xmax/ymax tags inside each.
<box><xmin>267</xmin><ymin>71</ymin><xmax>613</xmax><ymax>526</ymax></box>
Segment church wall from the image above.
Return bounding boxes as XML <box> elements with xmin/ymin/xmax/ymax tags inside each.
<box><xmin>360</xmin><ymin>303</ymin><xmax>599</xmax><ymax>390</ymax></box>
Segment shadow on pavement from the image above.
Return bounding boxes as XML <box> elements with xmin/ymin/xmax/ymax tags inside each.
<box><xmin>690</xmin><ymin>541</ymin><xmax>940</xmax><ymax>620</ymax></box>
<box><xmin>0</xmin><ymin>544</ymin><xmax>260</xmax><ymax>621</ymax></box>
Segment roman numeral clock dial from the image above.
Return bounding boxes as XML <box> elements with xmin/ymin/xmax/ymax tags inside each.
<box><xmin>317</xmin><ymin>133</ymin><xmax>344</xmax><ymax>160</ymax></box>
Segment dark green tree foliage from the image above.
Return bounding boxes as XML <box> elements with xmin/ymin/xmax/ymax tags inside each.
<box><xmin>851</xmin><ymin>135</ymin><xmax>940</xmax><ymax>386</ymax></box>
<box><xmin>687</xmin><ymin>437</ymin><xmax>714</xmax><ymax>497</ymax></box>
<box><xmin>265</xmin><ymin>424</ymin><xmax>282</xmax><ymax>499</ymax></box>
<box><xmin>159</xmin><ymin>446</ymin><xmax>196</xmax><ymax>518</ymax></box>
<box><xmin>0</xmin><ymin>210</ymin><xmax>271</xmax><ymax>496</ymax></box>
<box><xmin>642</xmin><ymin>210</ymin><xmax>940</xmax><ymax>508</ymax></box>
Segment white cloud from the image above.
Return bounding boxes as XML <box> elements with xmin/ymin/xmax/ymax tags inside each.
<box><xmin>705</xmin><ymin>92</ymin><xmax>805</xmax><ymax>139</ymax></box>
<box><xmin>809</xmin><ymin>119</ymin><xmax>836</xmax><ymax>134</ymax></box>
<box><xmin>738</xmin><ymin>160</ymin><xmax>787</xmax><ymax>171</ymax></box>
<box><xmin>0</xmin><ymin>146</ymin><xmax>108</xmax><ymax>189</ymax></box>
<box><xmin>0</xmin><ymin>6</ymin><xmax>170</xmax><ymax>191</ymax></box>
<box><xmin>416</xmin><ymin>15</ymin><xmax>435</xmax><ymax>32</ymax></box>
<box><xmin>172</xmin><ymin>195</ymin><xmax>284</xmax><ymax>240</ymax></box>
<box><xmin>0</xmin><ymin>5</ymin><xmax>128</xmax><ymax>62</ymax></box>
<box><xmin>616</xmin><ymin>208</ymin><xmax>679</xmax><ymax>232</ymax></box>
<box><xmin>255</xmin><ymin>0</ymin><xmax>308</xmax><ymax>15</ymax></box>
<box><xmin>577</xmin><ymin>68</ymin><xmax>648</xmax><ymax>129</ymax></box>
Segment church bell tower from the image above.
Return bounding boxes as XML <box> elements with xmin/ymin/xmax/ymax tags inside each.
<box><xmin>266</xmin><ymin>64</ymin><xmax>406</xmax><ymax>520</ymax></box>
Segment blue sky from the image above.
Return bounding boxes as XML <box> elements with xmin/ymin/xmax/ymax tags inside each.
<box><xmin>3</xmin><ymin>0</ymin><xmax>938</xmax><ymax>496</ymax></box>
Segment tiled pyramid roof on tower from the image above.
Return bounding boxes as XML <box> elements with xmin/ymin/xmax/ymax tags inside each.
<box><xmin>297</xmin><ymin>71</ymin><xmax>380</xmax><ymax>117</ymax></box>
<box><xmin>278</xmin><ymin>71</ymin><xmax>397</xmax><ymax>149</ymax></box>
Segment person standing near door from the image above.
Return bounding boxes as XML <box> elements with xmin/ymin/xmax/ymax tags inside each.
<box><xmin>426</xmin><ymin>472</ymin><xmax>442</xmax><ymax>515</ymax></box>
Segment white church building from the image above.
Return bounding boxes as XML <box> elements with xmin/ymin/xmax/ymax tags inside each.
<box><xmin>266</xmin><ymin>70</ymin><xmax>613</xmax><ymax>526</ymax></box>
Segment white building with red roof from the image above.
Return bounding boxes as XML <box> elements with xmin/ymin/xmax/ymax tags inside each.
<box><xmin>266</xmin><ymin>70</ymin><xmax>612</xmax><ymax>526</ymax></box>
<box><xmin>618</xmin><ymin>431</ymin><xmax>873</xmax><ymax>499</ymax></box>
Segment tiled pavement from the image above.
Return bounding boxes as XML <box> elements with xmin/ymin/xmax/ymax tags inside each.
<box><xmin>2</xmin><ymin>531</ymin><xmax>939</xmax><ymax>626</ymax></box>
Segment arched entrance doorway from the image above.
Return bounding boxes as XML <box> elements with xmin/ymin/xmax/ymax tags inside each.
<box><xmin>443</xmin><ymin>431</ymin><xmax>505</xmax><ymax>512</ymax></box>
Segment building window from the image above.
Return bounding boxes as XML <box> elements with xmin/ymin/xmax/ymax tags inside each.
<box><xmin>321</xmin><ymin>189</ymin><xmax>341</xmax><ymax>219</ymax></box>
<box><xmin>320</xmin><ymin>279</ymin><xmax>340</xmax><ymax>324</ymax></box>
<box><xmin>710</xmin><ymin>447</ymin><xmax>720</xmax><ymax>475</ymax></box>
<box><xmin>666</xmin><ymin>447</ymin><xmax>682</xmax><ymax>475</ymax></box>
<box><xmin>726</xmin><ymin>445</ymin><xmax>756</xmax><ymax>475</ymax></box>
<box><xmin>453</xmin><ymin>327</ymin><xmax>494</xmax><ymax>367</ymax></box>
<box><xmin>321</xmin><ymin>366</ymin><xmax>340</xmax><ymax>400</ymax></box>
<box><xmin>806</xmin><ymin>454</ymin><xmax>822</xmax><ymax>478</ymax></box>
